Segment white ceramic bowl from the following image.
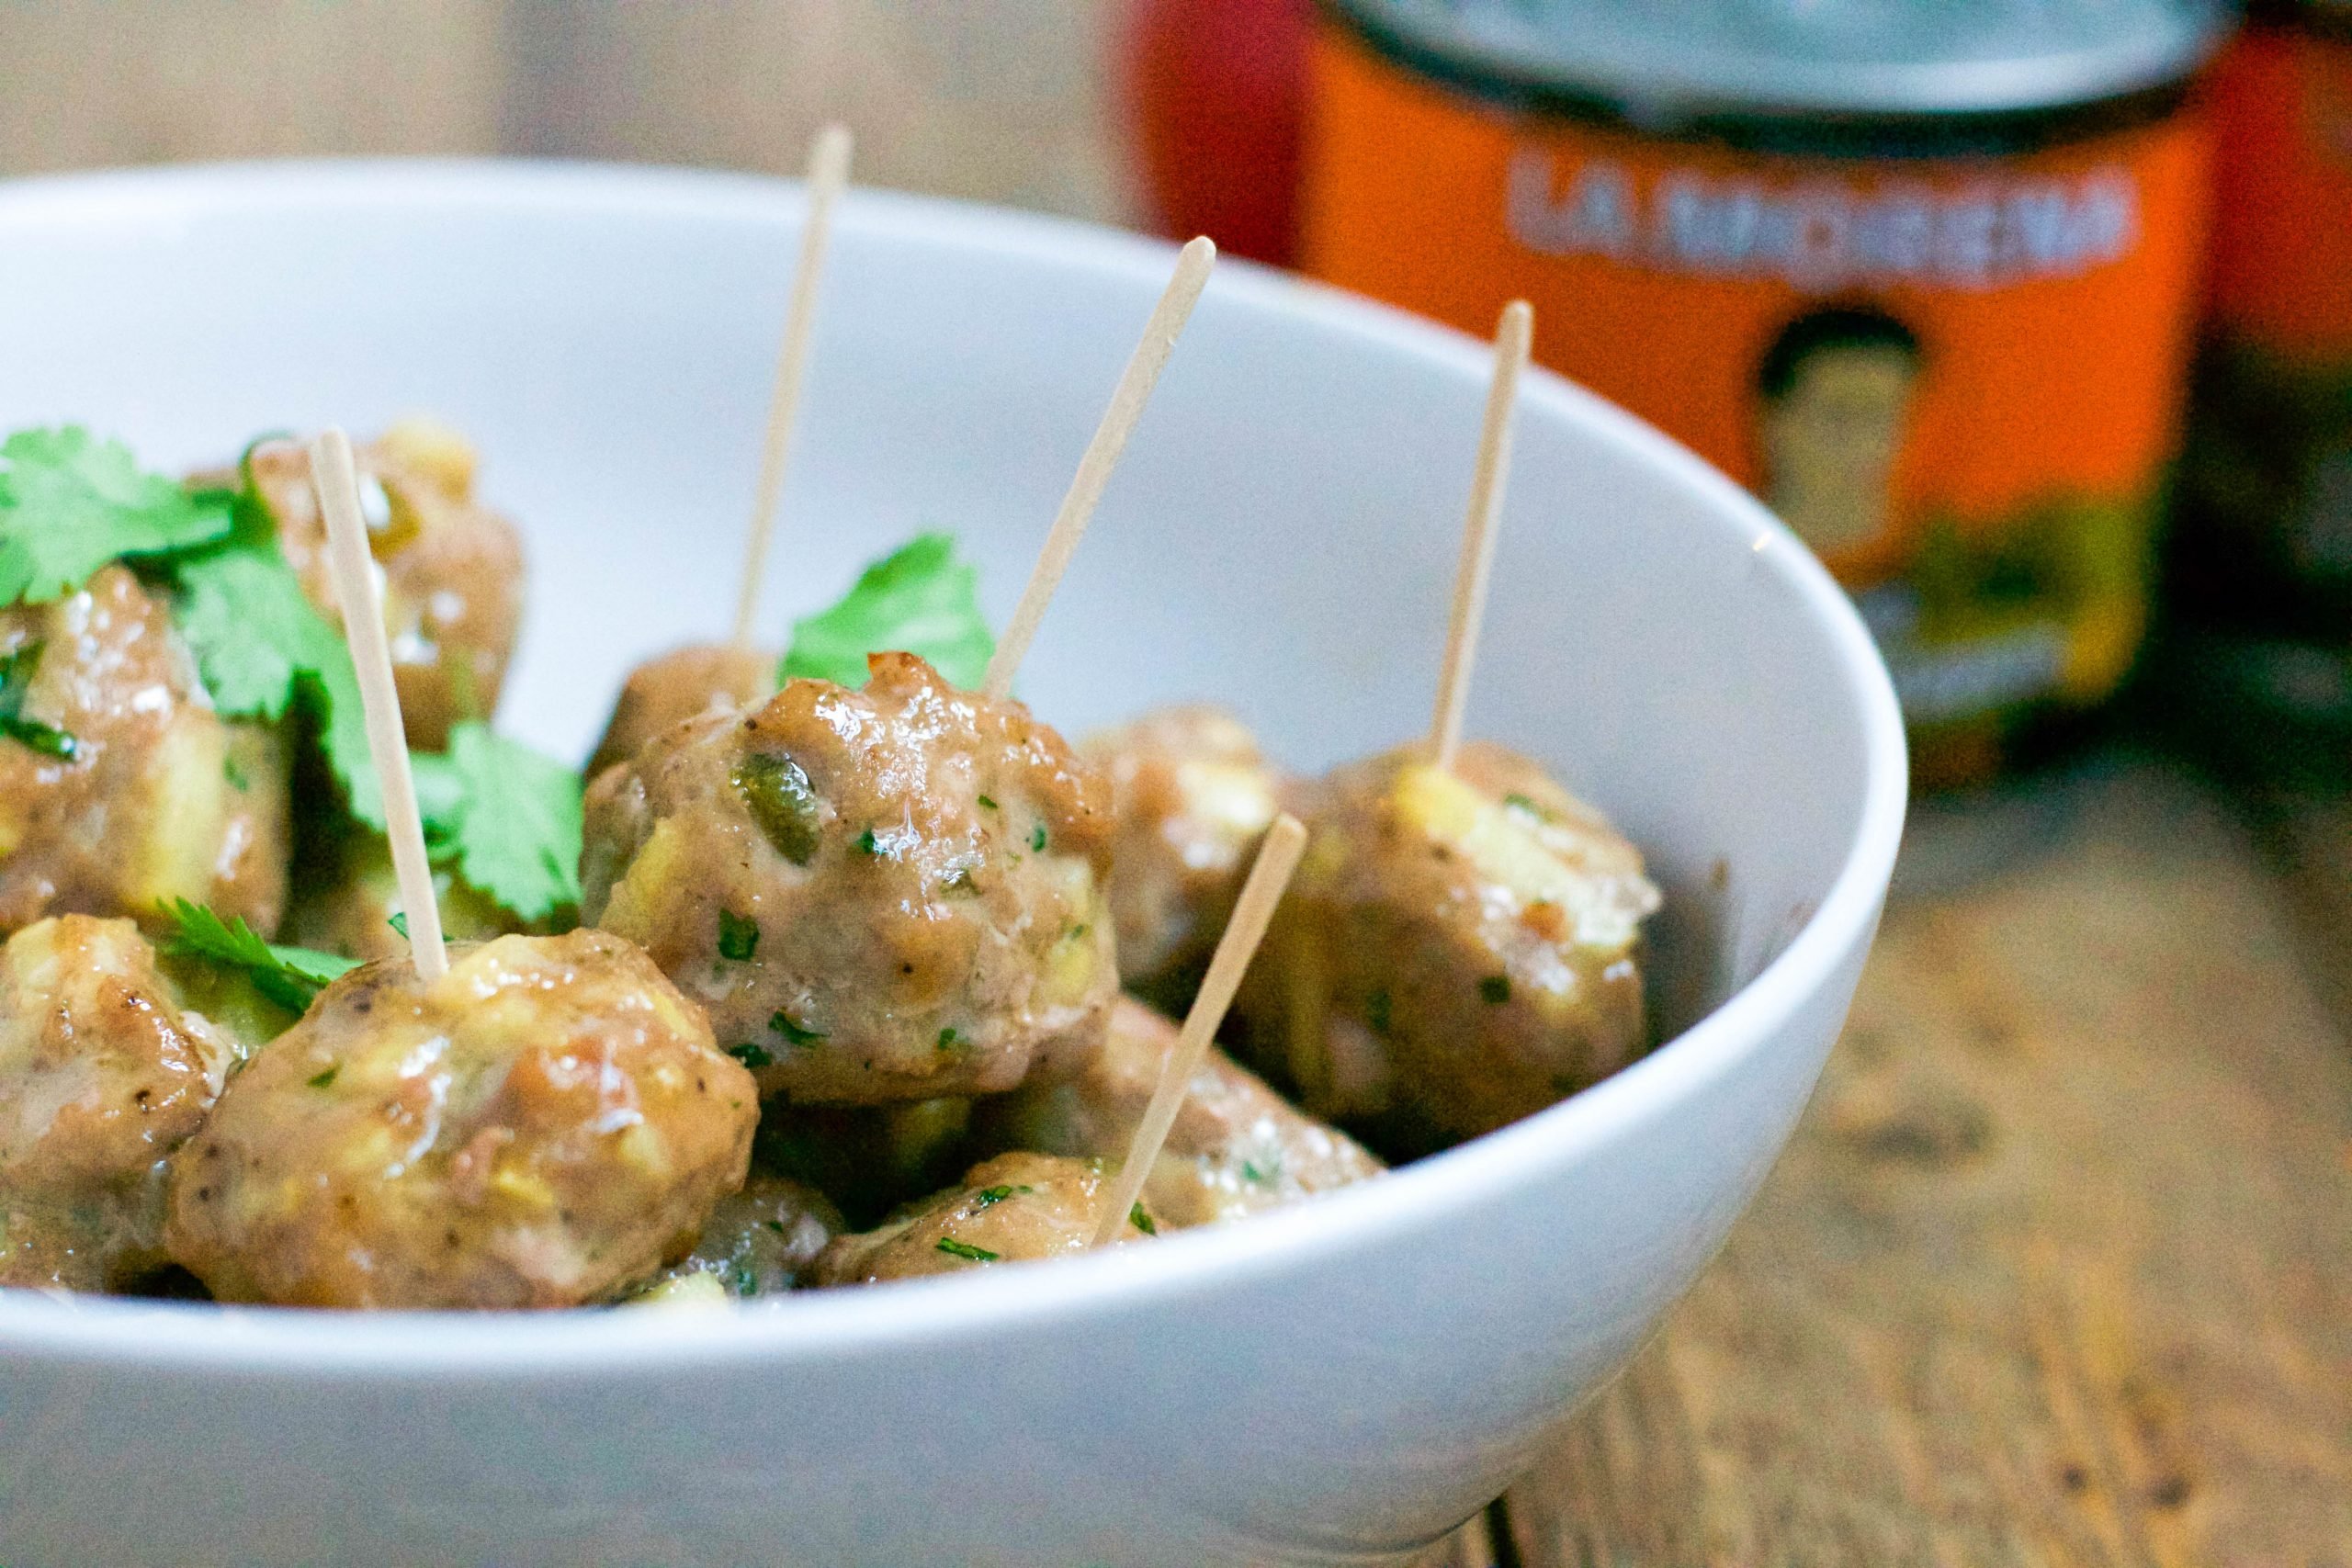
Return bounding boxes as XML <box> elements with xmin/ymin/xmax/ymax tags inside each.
<box><xmin>0</xmin><ymin>162</ymin><xmax>1904</xmax><ymax>1568</ymax></box>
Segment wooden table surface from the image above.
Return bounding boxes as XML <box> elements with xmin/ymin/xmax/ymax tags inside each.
<box><xmin>5</xmin><ymin>8</ymin><xmax>2346</xmax><ymax>1564</ymax></box>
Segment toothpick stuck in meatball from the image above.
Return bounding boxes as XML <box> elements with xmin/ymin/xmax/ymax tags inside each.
<box><xmin>810</xmin><ymin>1151</ymin><xmax>1155</xmax><ymax>1285</ymax></box>
<box><xmin>1235</xmin><ymin>742</ymin><xmax>1661</xmax><ymax>1153</ymax></box>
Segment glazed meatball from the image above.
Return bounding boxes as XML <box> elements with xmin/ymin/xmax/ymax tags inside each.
<box><xmin>975</xmin><ymin>996</ymin><xmax>1381</xmax><ymax>1229</ymax></box>
<box><xmin>582</xmin><ymin>652</ymin><xmax>1117</xmax><ymax>1106</ymax></box>
<box><xmin>243</xmin><ymin>419</ymin><xmax>524</xmax><ymax>750</ymax></box>
<box><xmin>1081</xmin><ymin>705</ymin><xmax>1282</xmax><ymax>1008</ymax></box>
<box><xmin>0</xmin><ymin>565</ymin><xmax>289</xmax><ymax>937</ymax></box>
<box><xmin>1234</xmin><ymin>742</ymin><xmax>1661</xmax><ymax>1152</ymax></box>
<box><xmin>809</xmin><ymin>1151</ymin><xmax>1154</xmax><ymax>1285</ymax></box>
<box><xmin>0</xmin><ymin>916</ymin><xmax>239</xmax><ymax>1291</ymax></box>
<box><xmin>587</xmin><ymin>643</ymin><xmax>775</xmax><ymax>781</ymax></box>
<box><xmin>630</xmin><ymin>1172</ymin><xmax>841</xmax><ymax>1303</ymax></box>
<box><xmin>280</xmin><ymin>833</ymin><xmax>521</xmax><ymax>964</ymax></box>
<box><xmin>164</xmin><ymin>931</ymin><xmax>757</xmax><ymax>1309</ymax></box>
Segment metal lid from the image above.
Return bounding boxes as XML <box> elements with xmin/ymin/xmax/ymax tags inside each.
<box><xmin>1333</xmin><ymin>0</ymin><xmax>2233</xmax><ymax>119</ymax></box>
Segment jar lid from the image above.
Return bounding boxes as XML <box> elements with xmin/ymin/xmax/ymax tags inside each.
<box><xmin>1331</xmin><ymin>0</ymin><xmax>2233</xmax><ymax>119</ymax></box>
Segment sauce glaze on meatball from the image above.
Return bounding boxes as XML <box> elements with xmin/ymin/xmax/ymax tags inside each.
<box><xmin>164</xmin><ymin>931</ymin><xmax>757</xmax><ymax>1309</ymax></box>
<box><xmin>0</xmin><ymin>916</ymin><xmax>239</xmax><ymax>1290</ymax></box>
<box><xmin>1235</xmin><ymin>741</ymin><xmax>1661</xmax><ymax>1152</ymax></box>
<box><xmin>810</xmin><ymin>1150</ymin><xmax>1154</xmax><ymax>1285</ymax></box>
<box><xmin>587</xmin><ymin>642</ymin><xmax>775</xmax><ymax>782</ymax></box>
<box><xmin>1081</xmin><ymin>705</ymin><xmax>1281</xmax><ymax>1010</ymax></box>
<box><xmin>0</xmin><ymin>565</ymin><xmax>289</xmax><ymax>937</ymax></box>
<box><xmin>975</xmin><ymin>996</ymin><xmax>1381</xmax><ymax>1229</ymax></box>
<box><xmin>582</xmin><ymin>652</ymin><xmax>1117</xmax><ymax>1106</ymax></box>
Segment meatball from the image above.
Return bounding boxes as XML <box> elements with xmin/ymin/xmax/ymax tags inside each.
<box><xmin>582</xmin><ymin>652</ymin><xmax>1117</xmax><ymax>1106</ymax></box>
<box><xmin>1082</xmin><ymin>705</ymin><xmax>1282</xmax><ymax>1009</ymax></box>
<box><xmin>280</xmin><ymin>833</ymin><xmax>521</xmax><ymax>965</ymax></box>
<box><xmin>0</xmin><ymin>916</ymin><xmax>239</xmax><ymax>1290</ymax></box>
<box><xmin>1234</xmin><ymin>742</ymin><xmax>1661</xmax><ymax>1152</ymax></box>
<box><xmin>630</xmin><ymin>1172</ymin><xmax>841</xmax><ymax>1303</ymax></box>
<box><xmin>164</xmin><ymin>931</ymin><xmax>757</xmax><ymax>1309</ymax></box>
<box><xmin>0</xmin><ymin>565</ymin><xmax>290</xmax><ymax>937</ymax></box>
<box><xmin>243</xmin><ymin>418</ymin><xmax>524</xmax><ymax>750</ymax></box>
<box><xmin>809</xmin><ymin>1151</ymin><xmax>1154</xmax><ymax>1285</ymax></box>
<box><xmin>587</xmin><ymin>643</ymin><xmax>775</xmax><ymax>781</ymax></box>
<box><xmin>975</xmin><ymin>996</ymin><xmax>1381</xmax><ymax>1229</ymax></box>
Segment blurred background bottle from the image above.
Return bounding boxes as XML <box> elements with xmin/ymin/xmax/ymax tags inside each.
<box><xmin>2160</xmin><ymin>0</ymin><xmax>2352</xmax><ymax>786</ymax></box>
<box><xmin>1124</xmin><ymin>0</ymin><xmax>2231</xmax><ymax>798</ymax></box>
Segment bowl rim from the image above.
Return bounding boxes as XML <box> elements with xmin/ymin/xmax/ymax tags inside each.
<box><xmin>0</xmin><ymin>157</ymin><xmax>1907</xmax><ymax>1376</ymax></box>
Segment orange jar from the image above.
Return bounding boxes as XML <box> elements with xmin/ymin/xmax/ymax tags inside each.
<box><xmin>1300</xmin><ymin>0</ymin><xmax>2227</xmax><ymax>790</ymax></box>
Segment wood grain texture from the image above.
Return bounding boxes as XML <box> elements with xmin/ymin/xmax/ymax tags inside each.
<box><xmin>1508</xmin><ymin>759</ymin><xmax>2352</xmax><ymax>1567</ymax></box>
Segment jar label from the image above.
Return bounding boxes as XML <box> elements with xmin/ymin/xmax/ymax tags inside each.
<box><xmin>1300</xmin><ymin>26</ymin><xmax>2211</xmax><ymax>786</ymax></box>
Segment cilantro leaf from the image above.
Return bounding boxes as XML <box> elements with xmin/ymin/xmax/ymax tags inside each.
<box><xmin>160</xmin><ymin>897</ymin><xmax>356</xmax><ymax>1015</ymax></box>
<box><xmin>780</xmin><ymin>533</ymin><xmax>994</xmax><ymax>690</ymax></box>
<box><xmin>0</xmin><ymin>641</ymin><xmax>75</xmax><ymax>759</ymax></box>
<box><xmin>0</xmin><ymin>427</ymin><xmax>235</xmax><ymax>605</ymax></box>
<box><xmin>419</xmin><ymin>721</ymin><xmax>582</xmax><ymax>923</ymax></box>
<box><xmin>173</xmin><ymin>538</ymin><xmax>380</xmax><ymax>826</ymax></box>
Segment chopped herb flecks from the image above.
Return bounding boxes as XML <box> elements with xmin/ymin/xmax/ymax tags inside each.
<box><xmin>971</xmin><ymin>1183</ymin><xmax>1033</xmax><ymax>1211</ymax></box>
<box><xmin>936</xmin><ymin>1026</ymin><xmax>967</xmax><ymax>1055</ymax></box>
<box><xmin>854</xmin><ymin>827</ymin><xmax>881</xmax><ymax>855</ymax></box>
<box><xmin>727</xmin><ymin>1042</ymin><xmax>776</xmax><ymax>1069</ymax></box>
<box><xmin>1479</xmin><ymin>975</ymin><xmax>1512</xmax><ymax>1005</ymax></box>
<box><xmin>976</xmin><ymin>794</ymin><xmax>998</xmax><ymax>811</ymax></box>
<box><xmin>389</xmin><ymin>911</ymin><xmax>409</xmax><ymax>940</ymax></box>
<box><xmin>769</xmin><ymin>1010</ymin><xmax>826</xmax><ymax>1046</ymax></box>
<box><xmin>1503</xmin><ymin>792</ymin><xmax>1553</xmax><ymax>822</ymax></box>
<box><xmin>935</xmin><ymin>1236</ymin><xmax>998</xmax><ymax>1263</ymax></box>
<box><xmin>307</xmin><ymin>1066</ymin><xmax>339</xmax><ymax>1089</ymax></box>
<box><xmin>0</xmin><ymin>642</ymin><xmax>74</xmax><ymax>759</ymax></box>
<box><xmin>717</xmin><ymin>908</ymin><xmax>759</xmax><ymax>962</ymax></box>
<box><xmin>1029</xmin><ymin>822</ymin><xmax>1047</xmax><ymax>852</ymax></box>
<box><xmin>1129</xmin><ymin>1204</ymin><xmax>1157</xmax><ymax>1235</ymax></box>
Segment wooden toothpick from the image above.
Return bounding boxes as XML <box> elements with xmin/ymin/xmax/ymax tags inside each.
<box><xmin>310</xmin><ymin>429</ymin><xmax>449</xmax><ymax>983</ymax></box>
<box><xmin>1091</xmin><ymin>813</ymin><xmax>1308</xmax><ymax>1247</ymax></box>
<box><xmin>983</xmin><ymin>235</ymin><xmax>1216</xmax><ymax>699</ymax></box>
<box><xmin>731</xmin><ymin>122</ymin><xmax>854</xmax><ymax>649</ymax></box>
<box><xmin>1427</xmin><ymin>299</ymin><xmax>1533</xmax><ymax>773</ymax></box>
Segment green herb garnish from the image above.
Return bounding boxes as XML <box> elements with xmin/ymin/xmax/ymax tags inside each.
<box><xmin>936</xmin><ymin>1026</ymin><xmax>967</xmax><ymax>1054</ymax></box>
<box><xmin>1129</xmin><ymin>1204</ymin><xmax>1157</xmax><ymax>1235</ymax></box>
<box><xmin>971</xmin><ymin>1184</ymin><xmax>1032</xmax><ymax>1210</ymax></box>
<box><xmin>717</xmin><ymin>908</ymin><xmax>759</xmax><ymax>962</ymax></box>
<box><xmin>727</xmin><ymin>1042</ymin><xmax>776</xmax><ymax>1069</ymax></box>
<box><xmin>1029</xmin><ymin>822</ymin><xmax>1047</xmax><ymax>852</ymax></box>
<box><xmin>1478</xmin><ymin>975</ymin><xmax>1512</xmax><ymax>1005</ymax></box>
<box><xmin>173</xmin><ymin>530</ymin><xmax>381</xmax><ymax>825</ymax></box>
<box><xmin>779</xmin><ymin>533</ymin><xmax>995</xmax><ymax>691</ymax></box>
<box><xmin>306</xmin><ymin>1066</ymin><xmax>339</xmax><ymax>1089</ymax></box>
<box><xmin>161</xmin><ymin>897</ymin><xmax>357</xmax><ymax>1014</ymax></box>
<box><xmin>934</xmin><ymin>1236</ymin><xmax>999</xmax><ymax>1263</ymax></box>
<box><xmin>770</xmin><ymin>1010</ymin><xmax>826</xmax><ymax>1046</ymax></box>
<box><xmin>0</xmin><ymin>642</ymin><xmax>74</xmax><ymax>759</ymax></box>
<box><xmin>389</xmin><ymin>911</ymin><xmax>409</xmax><ymax>939</ymax></box>
<box><xmin>411</xmin><ymin>721</ymin><xmax>583</xmax><ymax>923</ymax></box>
<box><xmin>854</xmin><ymin>827</ymin><xmax>880</xmax><ymax>855</ymax></box>
<box><xmin>0</xmin><ymin>426</ymin><xmax>234</xmax><ymax>605</ymax></box>
<box><xmin>976</xmin><ymin>794</ymin><xmax>998</xmax><ymax>811</ymax></box>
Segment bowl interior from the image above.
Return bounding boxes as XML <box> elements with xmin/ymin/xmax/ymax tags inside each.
<box><xmin>0</xmin><ymin>159</ymin><xmax>1902</xmax><ymax>1330</ymax></box>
